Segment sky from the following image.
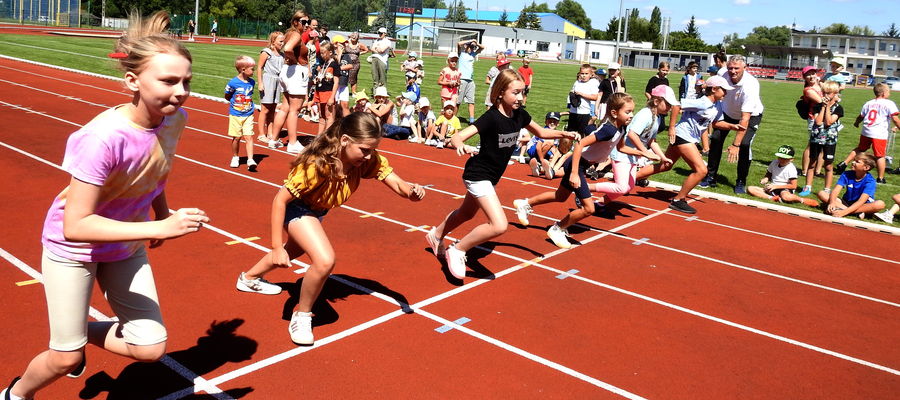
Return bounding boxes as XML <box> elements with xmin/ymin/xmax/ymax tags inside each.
<box><xmin>463</xmin><ymin>0</ymin><xmax>899</xmax><ymax>43</ymax></box>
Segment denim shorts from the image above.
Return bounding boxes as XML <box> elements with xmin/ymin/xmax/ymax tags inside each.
<box><xmin>284</xmin><ymin>199</ymin><xmax>328</xmax><ymax>226</ymax></box>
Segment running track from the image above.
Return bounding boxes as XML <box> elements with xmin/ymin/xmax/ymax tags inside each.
<box><xmin>0</xmin><ymin>56</ymin><xmax>897</xmax><ymax>399</ymax></box>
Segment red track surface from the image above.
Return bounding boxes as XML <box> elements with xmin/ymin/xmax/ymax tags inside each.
<box><xmin>0</xmin><ymin>56</ymin><xmax>898</xmax><ymax>399</ymax></box>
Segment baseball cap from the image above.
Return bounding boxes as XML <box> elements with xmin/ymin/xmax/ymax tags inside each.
<box><xmin>496</xmin><ymin>57</ymin><xmax>510</xmax><ymax>67</ymax></box>
<box><xmin>374</xmin><ymin>86</ymin><xmax>389</xmax><ymax>98</ymax></box>
<box><xmin>447</xmin><ymin>52</ymin><xmax>459</xmax><ymax>59</ymax></box>
<box><xmin>707</xmin><ymin>65</ymin><xmax>720</xmax><ymax>74</ymax></box>
<box><xmin>774</xmin><ymin>145</ymin><xmax>795</xmax><ymax>159</ymax></box>
<box><xmin>594</xmin><ymin>68</ymin><xmax>607</xmax><ymax>76</ymax></box>
<box><xmin>418</xmin><ymin>97</ymin><xmax>430</xmax><ymax>108</ymax></box>
<box><xmin>650</xmin><ymin>85</ymin><xmax>680</xmax><ymax>106</ymax></box>
<box><xmin>443</xmin><ymin>100</ymin><xmax>456</xmax><ymax>109</ymax></box>
<box><xmin>409</xmin><ymin>51</ymin><xmax>418</xmax><ymax>58</ymax></box>
<box><xmin>608</xmin><ymin>62</ymin><xmax>621</xmax><ymax>70</ymax></box>
<box><xmin>331</xmin><ymin>34</ymin><xmax>347</xmax><ymax>44</ymax></box>
<box><xmin>705</xmin><ymin>75</ymin><xmax>734</xmax><ymax>90</ymax></box>
<box><xmin>402</xmin><ymin>91</ymin><xmax>417</xmax><ymax>102</ymax></box>
<box><xmin>801</xmin><ymin>65</ymin><xmax>818</xmax><ymax>75</ymax></box>
<box><xmin>829</xmin><ymin>57</ymin><xmax>845</xmax><ymax>67</ymax></box>
<box><xmin>545</xmin><ymin>111</ymin><xmax>561</xmax><ymax>121</ymax></box>
<box><xmin>378</xmin><ymin>27</ymin><xmax>387</xmax><ymax>34</ymax></box>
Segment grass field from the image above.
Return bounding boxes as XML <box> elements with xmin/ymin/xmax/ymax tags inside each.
<box><xmin>0</xmin><ymin>32</ymin><xmax>897</xmax><ymax>214</ymax></box>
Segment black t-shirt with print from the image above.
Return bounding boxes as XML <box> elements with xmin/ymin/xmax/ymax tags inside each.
<box><xmin>645</xmin><ymin>75</ymin><xmax>670</xmax><ymax>94</ymax></box>
<box><xmin>316</xmin><ymin>59</ymin><xmax>338</xmax><ymax>92</ymax></box>
<box><xmin>463</xmin><ymin>107</ymin><xmax>532</xmax><ymax>185</ymax></box>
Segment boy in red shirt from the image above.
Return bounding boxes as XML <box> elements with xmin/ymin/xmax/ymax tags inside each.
<box><xmin>518</xmin><ymin>58</ymin><xmax>534</xmax><ymax>105</ymax></box>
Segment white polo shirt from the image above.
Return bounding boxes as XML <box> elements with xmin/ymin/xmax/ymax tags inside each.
<box><xmin>721</xmin><ymin>70</ymin><xmax>764</xmax><ymax>120</ymax></box>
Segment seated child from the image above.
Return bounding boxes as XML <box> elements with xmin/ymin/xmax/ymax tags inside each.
<box><xmin>352</xmin><ymin>91</ymin><xmax>369</xmax><ymax>113</ymax></box>
<box><xmin>874</xmin><ymin>193</ymin><xmax>900</xmax><ymax>224</ymax></box>
<box><xmin>415</xmin><ymin>97</ymin><xmax>436</xmax><ymax>144</ymax></box>
<box><xmin>818</xmin><ymin>153</ymin><xmax>886</xmax><ymax>218</ymax></box>
<box><xmin>747</xmin><ymin>145</ymin><xmax>819</xmax><ymax>206</ymax></box>
<box><xmin>432</xmin><ymin>100</ymin><xmax>461</xmax><ymax>149</ymax></box>
<box><xmin>382</xmin><ymin>91</ymin><xmax>417</xmax><ymax>140</ymax></box>
<box><xmin>527</xmin><ymin>111</ymin><xmax>562</xmax><ymax>178</ymax></box>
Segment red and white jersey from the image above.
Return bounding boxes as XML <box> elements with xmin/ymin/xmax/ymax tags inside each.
<box><xmin>859</xmin><ymin>98</ymin><xmax>899</xmax><ymax>139</ymax></box>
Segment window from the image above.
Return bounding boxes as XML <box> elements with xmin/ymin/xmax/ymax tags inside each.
<box><xmin>591</xmin><ymin>51</ymin><xmax>600</xmax><ymax>60</ymax></box>
<box><xmin>537</xmin><ymin>41</ymin><xmax>550</xmax><ymax>51</ymax></box>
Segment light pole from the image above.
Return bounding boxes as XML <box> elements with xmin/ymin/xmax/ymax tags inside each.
<box><xmin>512</xmin><ymin>28</ymin><xmax>518</xmax><ymax>54</ymax></box>
<box><xmin>614</xmin><ymin>0</ymin><xmax>624</xmax><ymax>64</ymax></box>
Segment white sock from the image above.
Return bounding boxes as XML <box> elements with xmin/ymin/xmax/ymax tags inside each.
<box><xmin>2</xmin><ymin>387</ymin><xmax>24</xmax><ymax>400</ymax></box>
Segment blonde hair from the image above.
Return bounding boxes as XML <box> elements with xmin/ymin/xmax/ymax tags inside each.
<box><xmin>821</xmin><ymin>80</ymin><xmax>840</xmax><ymax>95</ymax></box>
<box><xmin>489</xmin><ymin>69</ymin><xmax>524</xmax><ymax>107</ymax></box>
<box><xmin>604</xmin><ymin>92</ymin><xmax>634</xmax><ymax>124</ymax></box>
<box><xmin>855</xmin><ymin>152</ymin><xmax>876</xmax><ymax>169</ymax></box>
<box><xmin>114</xmin><ymin>10</ymin><xmax>192</xmax><ymax>75</ymax></box>
<box><xmin>234</xmin><ymin>55</ymin><xmax>255</xmax><ymax>71</ymax></box>
<box><xmin>292</xmin><ymin>112</ymin><xmax>382</xmax><ymax>180</ymax></box>
<box><xmin>874</xmin><ymin>82</ymin><xmax>890</xmax><ymax>97</ymax></box>
<box><xmin>266</xmin><ymin>31</ymin><xmax>283</xmax><ymax>50</ymax></box>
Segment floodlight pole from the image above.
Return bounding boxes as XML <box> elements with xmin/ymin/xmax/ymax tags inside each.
<box><xmin>614</xmin><ymin>0</ymin><xmax>623</xmax><ymax>64</ymax></box>
<box><xmin>194</xmin><ymin>0</ymin><xmax>199</xmax><ymax>31</ymax></box>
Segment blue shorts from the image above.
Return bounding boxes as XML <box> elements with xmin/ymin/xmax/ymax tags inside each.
<box><xmin>560</xmin><ymin>157</ymin><xmax>592</xmax><ymax>201</ymax></box>
<box><xmin>382</xmin><ymin>124</ymin><xmax>412</xmax><ymax>140</ymax></box>
<box><xmin>284</xmin><ymin>199</ymin><xmax>328</xmax><ymax>226</ymax></box>
<box><xmin>526</xmin><ymin>145</ymin><xmax>552</xmax><ymax>160</ymax></box>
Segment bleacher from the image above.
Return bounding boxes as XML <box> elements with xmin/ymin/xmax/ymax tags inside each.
<box><xmin>748</xmin><ymin>64</ymin><xmax>824</xmax><ymax>81</ymax></box>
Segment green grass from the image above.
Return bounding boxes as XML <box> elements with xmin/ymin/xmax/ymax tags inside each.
<box><xmin>1</xmin><ymin>33</ymin><xmax>897</xmax><ymax>215</ymax></box>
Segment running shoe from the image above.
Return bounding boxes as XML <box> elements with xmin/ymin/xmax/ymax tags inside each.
<box><xmin>668</xmin><ymin>199</ymin><xmax>696</xmax><ymax>214</ymax></box>
<box><xmin>444</xmin><ymin>244</ymin><xmax>467</xmax><ymax>279</ymax></box>
<box><xmin>733</xmin><ymin>181</ymin><xmax>747</xmax><ymax>195</ymax></box>
<box><xmin>247</xmin><ymin>158</ymin><xmax>258</xmax><ymax>172</ymax></box>
<box><xmin>546</xmin><ymin>224</ymin><xmax>571</xmax><ymax>249</ymax></box>
<box><xmin>424</xmin><ymin>227</ymin><xmax>445</xmax><ymax>257</ymax></box>
<box><xmin>798</xmin><ymin>185</ymin><xmax>812</xmax><ymax>197</ymax></box>
<box><xmin>286</xmin><ymin>141</ymin><xmax>304</xmax><ymax>154</ymax></box>
<box><xmin>236</xmin><ymin>272</ymin><xmax>282</xmax><ymax>295</ymax></box>
<box><xmin>874</xmin><ymin>210</ymin><xmax>895</xmax><ymax>224</ymax></box>
<box><xmin>229</xmin><ymin>156</ymin><xmax>240</xmax><ymax>168</ymax></box>
<box><xmin>513</xmin><ymin>199</ymin><xmax>532</xmax><ymax>225</ymax></box>
<box><xmin>289</xmin><ymin>311</ymin><xmax>314</xmax><ymax>345</ymax></box>
<box><xmin>635</xmin><ymin>179</ymin><xmax>650</xmax><ymax>187</ymax></box>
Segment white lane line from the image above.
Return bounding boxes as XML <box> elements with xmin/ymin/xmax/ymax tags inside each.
<box><xmin>0</xmin><ymin>247</ymin><xmax>232</xmax><ymax>399</ymax></box>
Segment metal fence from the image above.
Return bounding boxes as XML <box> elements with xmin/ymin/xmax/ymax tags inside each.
<box><xmin>0</xmin><ymin>0</ymin><xmax>80</xmax><ymax>27</ymax></box>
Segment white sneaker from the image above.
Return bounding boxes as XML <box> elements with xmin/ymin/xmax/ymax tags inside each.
<box><xmin>309</xmin><ymin>116</ymin><xmax>319</xmax><ymax>123</ymax></box>
<box><xmin>444</xmin><ymin>244</ymin><xmax>467</xmax><ymax>279</ymax></box>
<box><xmin>424</xmin><ymin>227</ymin><xmax>445</xmax><ymax>257</ymax></box>
<box><xmin>289</xmin><ymin>311</ymin><xmax>314</xmax><ymax>345</ymax></box>
<box><xmin>286</xmin><ymin>141</ymin><xmax>304</xmax><ymax>154</ymax></box>
<box><xmin>268</xmin><ymin>139</ymin><xmax>282</xmax><ymax>149</ymax></box>
<box><xmin>436</xmin><ymin>141</ymin><xmax>444</xmax><ymax>149</ymax></box>
<box><xmin>874</xmin><ymin>210</ymin><xmax>895</xmax><ymax>224</ymax></box>
<box><xmin>547</xmin><ymin>224</ymin><xmax>571</xmax><ymax>249</ymax></box>
<box><xmin>513</xmin><ymin>199</ymin><xmax>532</xmax><ymax>225</ymax></box>
<box><xmin>247</xmin><ymin>158</ymin><xmax>258</xmax><ymax>171</ymax></box>
<box><xmin>236</xmin><ymin>272</ymin><xmax>282</xmax><ymax>295</ymax></box>
<box><xmin>229</xmin><ymin>156</ymin><xmax>240</xmax><ymax>168</ymax></box>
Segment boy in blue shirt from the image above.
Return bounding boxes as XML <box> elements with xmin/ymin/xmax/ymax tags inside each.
<box><xmin>817</xmin><ymin>153</ymin><xmax>886</xmax><ymax>218</ymax></box>
<box><xmin>226</xmin><ymin>56</ymin><xmax>257</xmax><ymax>171</ymax></box>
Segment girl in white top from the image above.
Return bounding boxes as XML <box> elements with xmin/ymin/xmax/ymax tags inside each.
<box><xmin>257</xmin><ymin>31</ymin><xmax>286</xmax><ymax>148</ymax></box>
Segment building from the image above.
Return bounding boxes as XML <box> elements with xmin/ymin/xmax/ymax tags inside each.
<box><xmin>427</xmin><ymin>22</ymin><xmax>571</xmax><ymax>60</ymax></box>
<box><xmin>791</xmin><ymin>30</ymin><xmax>900</xmax><ymax>78</ymax></box>
<box><xmin>575</xmin><ymin>39</ymin><xmax>712</xmax><ymax>70</ymax></box>
<box><xmin>368</xmin><ymin>8</ymin><xmax>586</xmax><ymax>38</ymax></box>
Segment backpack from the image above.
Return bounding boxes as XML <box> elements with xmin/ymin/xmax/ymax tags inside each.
<box><xmin>795</xmin><ymin>99</ymin><xmax>809</xmax><ymax>120</ymax></box>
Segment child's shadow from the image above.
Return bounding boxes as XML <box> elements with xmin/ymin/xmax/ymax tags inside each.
<box><xmin>281</xmin><ymin>274</ymin><xmax>413</xmax><ymax>327</ymax></box>
<box><xmin>79</xmin><ymin>319</ymin><xmax>257</xmax><ymax>399</ymax></box>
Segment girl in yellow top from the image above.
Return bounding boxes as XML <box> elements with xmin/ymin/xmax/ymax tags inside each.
<box><xmin>236</xmin><ymin>112</ymin><xmax>425</xmax><ymax>345</ymax></box>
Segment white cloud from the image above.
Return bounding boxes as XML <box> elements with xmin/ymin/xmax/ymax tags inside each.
<box><xmin>486</xmin><ymin>6</ymin><xmax>504</xmax><ymax>11</ymax></box>
<box><xmin>683</xmin><ymin>18</ymin><xmax>711</xmax><ymax>26</ymax></box>
<box><xmin>734</xmin><ymin>0</ymin><xmax>751</xmax><ymax>4</ymax></box>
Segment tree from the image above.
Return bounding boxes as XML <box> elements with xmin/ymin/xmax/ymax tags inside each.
<box><xmin>445</xmin><ymin>0</ymin><xmax>468</xmax><ymax>23</ymax></box>
<box><xmin>523</xmin><ymin>2</ymin><xmax>551</xmax><ymax>13</ymax></box>
<box><xmin>669</xmin><ymin>31</ymin><xmax>707</xmax><ymax>52</ymax></box>
<box><xmin>850</xmin><ymin>25</ymin><xmax>875</xmax><ymax>36</ymax></box>
<box><xmin>422</xmin><ymin>0</ymin><xmax>447</xmax><ymax>8</ymax></box>
<box><xmin>821</xmin><ymin>23</ymin><xmax>851</xmax><ymax>35</ymax></box>
<box><xmin>498</xmin><ymin>10</ymin><xmax>509</xmax><ymax>27</ymax></box>
<box><xmin>884</xmin><ymin>23</ymin><xmax>900</xmax><ymax>38</ymax></box>
<box><xmin>684</xmin><ymin>15</ymin><xmax>700</xmax><ymax>39</ymax></box>
<box><xmin>649</xmin><ymin>6</ymin><xmax>662</xmax><ymax>46</ymax></box>
<box><xmin>742</xmin><ymin>25</ymin><xmax>790</xmax><ymax>46</ymax></box>
<box><xmin>516</xmin><ymin>2</ymin><xmax>542</xmax><ymax>30</ymax></box>
<box><xmin>554</xmin><ymin>0</ymin><xmax>590</xmax><ymax>32</ymax></box>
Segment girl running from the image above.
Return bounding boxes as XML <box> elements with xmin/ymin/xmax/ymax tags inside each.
<box><xmin>257</xmin><ymin>31</ymin><xmax>286</xmax><ymax>148</ymax></box>
<box><xmin>235</xmin><ymin>112</ymin><xmax>425</xmax><ymax>345</ymax></box>
<box><xmin>424</xmin><ymin>69</ymin><xmax>577</xmax><ymax>279</ymax></box>
<box><xmin>592</xmin><ymin>85</ymin><xmax>676</xmax><ymax>207</ymax></box>
<box><xmin>635</xmin><ymin>75</ymin><xmax>745</xmax><ymax>214</ymax></box>
<box><xmin>512</xmin><ymin>93</ymin><xmax>636</xmax><ymax>249</ymax></box>
<box><xmin>1</xmin><ymin>11</ymin><xmax>207</xmax><ymax>400</ymax></box>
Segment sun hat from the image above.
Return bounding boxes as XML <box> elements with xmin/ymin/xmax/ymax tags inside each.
<box><xmin>374</xmin><ymin>86</ymin><xmax>389</xmax><ymax>98</ymax></box>
<box><xmin>331</xmin><ymin>34</ymin><xmax>347</xmax><ymax>44</ymax></box>
<box><xmin>650</xmin><ymin>85</ymin><xmax>680</xmax><ymax>106</ymax></box>
<box><xmin>409</xmin><ymin>51</ymin><xmax>418</xmax><ymax>58</ymax></box>
<box><xmin>418</xmin><ymin>97</ymin><xmax>430</xmax><ymax>108</ymax></box>
<box><xmin>705</xmin><ymin>75</ymin><xmax>734</xmax><ymax>90</ymax></box>
<box><xmin>447</xmin><ymin>52</ymin><xmax>459</xmax><ymax>59</ymax></box>
<box><xmin>354</xmin><ymin>91</ymin><xmax>369</xmax><ymax>102</ymax></box>
<box><xmin>443</xmin><ymin>100</ymin><xmax>456</xmax><ymax>109</ymax></box>
<box><xmin>378</xmin><ymin>27</ymin><xmax>387</xmax><ymax>34</ymax></box>
<box><xmin>829</xmin><ymin>57</ymin><xmax>845</xmax><ymax>67</ymax></box>
<box><xmin>402</xmin><ymin>91</ymin><xmax>417</xmax><ymax>102</ymax></box>
<box><xmin>774</xmin><ymin>145</ymin><xmax>795</xmax><ymax>159</ymax></box>
<box><xmin>545</xmin><ymin>111</ymin><xmax>561</xmax><ymax>121</ymax></box>
<box><xmin>608</xmin><ymin>61</ymin><xmax>621</xmax><ymax>70</ymax></box>
<box><xmin>801</xmin><ymin>65</ymin><xmax>818</xmax><ymax>75</ymax></box>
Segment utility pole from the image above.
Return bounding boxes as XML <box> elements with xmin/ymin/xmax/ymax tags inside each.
<box><xmin>614</xmin><ymin>0</ymin><xmax>624</xmax><ymax>63</ymax></box>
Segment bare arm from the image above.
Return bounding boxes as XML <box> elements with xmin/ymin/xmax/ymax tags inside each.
<box><xmin>381</xmin><ymin>172</ymin><xmax>425</xmax><ymax>201</ymax></box>
<box><xmin>268</xmin><ymin>187</ymin><xmax>294</xmax><ymax>267</ymax></box>
<box><xmin>257</xmin><ymin>51</ymin><xmax>270</xmax><ymax>92</ymax></box>
<box><xmin>525</xmin><ymin>120</ymin><xmax>577</xmax><ymax>140</ymax></box>
<box><xmin>282</xmin><ymin>32</ymin><xmax>301</xmax><ymax>64</ymax></box>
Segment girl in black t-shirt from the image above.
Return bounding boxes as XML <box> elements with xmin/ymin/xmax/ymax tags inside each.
<box><xmin>314</xmin><ymin>41</ymin><xmax>339</xmax><ymax>134</ymax></box>
<box><xmin>424</xmin><ymin>69</ymin><xmax>578</xmax><ymax>280</ymax></box>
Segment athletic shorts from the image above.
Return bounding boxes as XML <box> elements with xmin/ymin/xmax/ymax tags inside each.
<box><xmin>284</xmin><ymin>199</ymin><xmax>328</xmax><ymax>225</ymax></box>
<box><xmin>464</xmin><ymin>179</ymin><xmax>496</xmax><ymax>198</ymax></box>
<box><xmin>458</xmin><ymin>79</ymin><xmax>476</xmax><ymax>104</ymax></box>
<box><xmin>768</xmin><ymin>188</ymin><xmax>795</xmax><ymax>196</ymax></box>
<box><xmin>855</xmin><ymin>136</ymin><xmax>887</xmax><ymax>157</ymax></box>
<box><xmin>228</xmin><ymin>115</ymin><xmax>254</xmax><ymax>137</ymax></box>
<box><xmin>674</xmin><ymin>135</ymin><xmax>694</xmax><ymax>146</ymax></box>
<box><xmin>560</xmin><ymin>157</ymin><xmax>593</xmax><ymax>201</ymax></box>
<box><xmin>808</xmin><ymin>142</ymin><xmax>837</xmax><ymax>162</ymax></box>
<box><xmin>279</xmin><ymin>64</ymin><xmax>309</xmax><ymax>96</ymax></box>
<box><xmin>314</xmin><ymin>90</ymin><xmax>333</xmax><ymax>104</ymax></box>
<box><xmin>336</xmin><ymin>85</ymin><xmax>350</xmax><ymax>103</ymax></box>
<box><xmin>42</xmin><ymin>246</ymin><xmax>166</xmax><ymax>351</ymax></box>
<box><xmin>260</xmin><ymin>73</ymin><xmax>283</xmax><ymax>104</ymax></box>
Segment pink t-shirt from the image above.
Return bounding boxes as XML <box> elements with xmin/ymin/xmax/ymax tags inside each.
<box><xmin>440</xmin><ymin>67</ymin><xmax>461</xmax><ymax>100</ymax></box>
<box><xmin>42</xmin><ymin>106</ymin><xmax>187</xmax><ymax>262</ymax></box>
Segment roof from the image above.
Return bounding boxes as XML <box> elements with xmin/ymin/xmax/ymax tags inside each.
<box><xmin>433</xmin><ymin>21</ymin><xmax>568</xmax><ymax>42</ymax></box>
<box><xmin>744</xmin><ymin>44</ymin><xmax>833</xmax><ymax>58</ymax></box>
<box><xmin>791</xmin><ymin>29</ymin><xmax>900</xmax><ymax>41</ymax></box>
<box><xmin>370</xmin><ymin>8</ymin><xmax>583</xmax><ymax>32</ymax></box>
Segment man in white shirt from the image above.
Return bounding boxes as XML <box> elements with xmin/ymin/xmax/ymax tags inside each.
<box><xmin>701</xmin><ymin>55</ymin><xmax>764</xmax><ymax>194</ymax></box>
<box><xmin>371</xmin><ymin>27</ymin><xmax>392</xmax><ymax>91</ymax></box>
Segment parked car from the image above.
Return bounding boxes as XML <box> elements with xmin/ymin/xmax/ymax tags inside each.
<box><xmin>884</xmin><ymin>76</ymin><xmax>900</xmax><ymax>90</ymax></box>
<box><xmin>839</xmin><ymin>71</ymin><xmax>855</xmax><ymax>84</ymax></box>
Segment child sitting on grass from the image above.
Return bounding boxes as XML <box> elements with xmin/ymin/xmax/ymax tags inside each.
<box><xmin>874</xmin><ymin>193</ymin><xmax>900</xmax><ymax>224</ymax></box>
<box><xmin>747</xmin><ymin>145</ymin><xmax>819</xmax><ymax>206</ymax></box>
<box><xmin>819</xmin><ymin>153</ymin><xmax>886</xmax><ymax>219</ymax></box>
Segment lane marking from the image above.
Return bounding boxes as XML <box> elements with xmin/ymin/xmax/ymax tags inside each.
<box><xmin>435</xmin><ymin>317</ymin><xmax>471</xmax><ymax>333</ymax></box>
<box><xmin>225</xmin><ymin>236</ymin><xmax>259</xmax><ymax>245</ymax></box>
<box><xmin>631</xmin><ymin>238</ymin><xmax>650</xmax><ymax>245</ymax></box>
<box><xmin>15</xmin><ymin>279</ymin><xmax>40</xmax><ymax>286</ymax></box>
<box><xmin>359</xmin><ymin>211</ymin><xmax>384</xmax><ymax>219</ymax></box>
<box><xmin>405</xmin><ymin>225</ymin><xmax>430</xmax><ymax>232</ymax></box>
<box><xmin>556</xmin><ymin>269</ymin><xmax>580</xmax><ymax>279</ymax></box>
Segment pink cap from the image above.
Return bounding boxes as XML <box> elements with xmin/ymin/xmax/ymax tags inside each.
<box><xmin>802</xmin><ymin>66</ymin><xmax>817</xmax><ymax>75</ymax></box>
<box><xmin>650</xmin><ymin>85</ymin><xmax>679</xmax><ymax>106</ymax></box>
<box><xmin>705</xmin><ymin>75</ymin><xmax>735</xmax><ymax>90</ymax></box>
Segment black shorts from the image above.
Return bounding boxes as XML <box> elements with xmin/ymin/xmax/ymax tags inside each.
<box><xmin>284</xmin><ymin>199</ymin><xmax>328</xmax><ymax>226</ymax></box>
<box><xmin>808</xmin><ymin>142</ymin><xmax>837</xmax><ymax>163</ymax></box>
<box><xmin>673</xmin><ymin>135</ymin><xmax>693</xmax><ymax>146</ymax></box>
<box><xmin>523</xmin><ymin>86</ymin><xmax>530</xmax><ymax>96</ymax></box>
<box><xmin>770</xmin><ymin>188</ymin><xmax>794</xmax><ymax>196</ymax></box>
<box><xmin>560</xmin><ymin>157</ymin><xmax>593</xmax><ymax>201</ymax></box>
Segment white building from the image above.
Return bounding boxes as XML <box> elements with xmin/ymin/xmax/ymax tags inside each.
<box><xmin>433</xmin><ymin>21</ymin><xmax>572</xmax><ymax>60</ymax></box>
<box><xmin>575</xmin><ymin>39</ymin><xmax>712</xmax><ymax>70</ymax></box>
<box><xmin>791</xmin><ymin>30</ymin><xmax>900</xmax><ymax>78</ymax></box>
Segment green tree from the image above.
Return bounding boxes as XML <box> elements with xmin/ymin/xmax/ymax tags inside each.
<box><xmin>742</xmin><ymin>25</ymin><xmax>790</xmax><ymax>46</ymax></box>
<box><xmin>822</xmin><ymin>23</ymin><xmax>851</xmax><ymax>35</ymax></box>
<box><xmin>422</xmin><ymin>0</ymin><xmax>447</xmax><ymax>8</ymax></box>
<box><xmin>523</xmin><ymin>2</ymin><xmax>551</xmax><ymax>13</ymax></box>
<box><xmin>669</xmin><ymin>31</ymin><xmax>707</xmax><ymax>52</ymax></box>
<box><xmin>850</xmin><ymin>25</ymin><xmax>875</xmax><ymax>36</ymax></box>
<box><xmin>516</xmin><ymin>3</ymin><xmax>541</xmax><ymax>30</ymax></box>
<box><xmin>885</xmin><ymin>23</ymin><xmax>900</xmax><ymax>38</ymax></box>
<box><xmin>649</xmin><ymin>6</ymin><xmax>662</xmax><ymax>46</ymax></box>
<box><xmin>554</xmin><ymin>0</ymin><xmax>590</xmax><ymax>31</ymax></box>
<box><xmin>445</xmin><ymin>0</ymin><xmax>468</xmax><ymax>23</ymax></box>
<box><xmin>498</xmin><ymin>10</ymin><xmax>509</xmax><ymax>27</ymax></box>
<box><xmin>684</xmin><ymin>15</ymin><xmax>700</xmax><ymax>39</ymax></box>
